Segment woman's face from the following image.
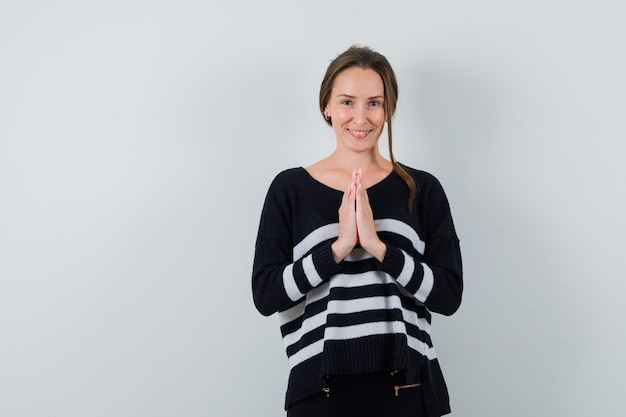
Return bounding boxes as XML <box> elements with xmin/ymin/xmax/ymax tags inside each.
<box><xmin>324</xmin><ymin>67</ymin><xmax>386</xmax><ymax>154</ymax></box>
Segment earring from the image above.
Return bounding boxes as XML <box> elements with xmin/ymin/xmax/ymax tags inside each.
<box><xmin>324</xmin><ymin>114</ymin><xmax>330</xmax><ymax>121</ymax></box>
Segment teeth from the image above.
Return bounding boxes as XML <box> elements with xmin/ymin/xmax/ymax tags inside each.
<box><xmin>350</xmin><ymin>129</ymin><xmax>370</xmax><ymax>136</ymax></box>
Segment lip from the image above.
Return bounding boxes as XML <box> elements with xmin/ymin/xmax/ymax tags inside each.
<box><xmin>348</xmin><ymin>128</ymin><xmax>372</xmax><ymax>139</ymax></box>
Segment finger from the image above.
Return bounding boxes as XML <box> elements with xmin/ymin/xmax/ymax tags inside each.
<box><xmin>361</xmin><ymin>182</ymin><xmax>370</xmax><ymax>205</ymax></box>
<box><xmin>340</xmin><ymin>179</ymin><xmax>353</xmax><ymax>205</ymax></box>
<box><xmin>354</xmin><ymin>182</ymin><xmax>362</xmax><ymax>215</ymax></box>
<box><xmin>356</xmin><ymin>187</ymin><xmax>374</xmax><ymax>226</ymax></box>
<box><xmin>356</xmin><ymin>182</ymin><xmax>366</xmax><ymax>212</ymax></box>
<box><xmin>349</xmin><ymin>182</ymin><xmax>357</xmax><ymax>209</ymax></box>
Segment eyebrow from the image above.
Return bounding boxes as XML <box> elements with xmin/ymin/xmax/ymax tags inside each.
<box><xmin>336</xmin><ymin>94</ymin><xmax>384</xmax><ymax>100</ymax></box>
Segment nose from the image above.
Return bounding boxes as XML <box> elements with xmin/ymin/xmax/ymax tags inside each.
<box><xmin>353</xmin><ymin>105</ymin><xmax>367</xmax><ymax>125</ymax></box>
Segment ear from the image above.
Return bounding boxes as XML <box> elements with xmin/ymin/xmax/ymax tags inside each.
<box><xmin>323</xmin><ymin>106</ymin><xmax>331</xmax><ymax>121</ymax></box>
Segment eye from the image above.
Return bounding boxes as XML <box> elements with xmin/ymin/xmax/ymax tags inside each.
<box><xmin>369</xmin><ymin>100</ymin><xmax>382</xmax><ymax>107</ymax></box>
<box><xmin>341</xmin><ymin>99</ymin><xmax>353</xmax><ymax>106</ymax></box>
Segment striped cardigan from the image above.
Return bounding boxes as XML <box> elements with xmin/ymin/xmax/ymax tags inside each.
<box><xmin>252</xmin><ymin>166</ymin><xmax>462</xmax><ymax>415</ymax></box>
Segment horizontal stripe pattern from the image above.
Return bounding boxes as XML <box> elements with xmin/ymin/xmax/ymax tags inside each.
<box><xmin>302</xmin><ymin>254</ymin><xmax>324</xmax><ymax>288</ymax></box>
<box><xmin>281</xmin><ymin>279</ymin><xmax>434</xmax><ymax>367</ymax></box>
<box><xmin>282</xmin><ymin>291</ymin><xmax>431</xmax><ymax>347</ymax></box>
<box><xmin>415</xmin><ymin>263</ymin><xmax>434</xmax><ymax>302</ymax></box>
<box><xmin>280</xmin><ymin>219</ymin><xmax>435</xmax><ymax>369</ymax></box>
<box><xmin>292</xmin><ymin>219</ymin><xmax>425</xmax><ymax>260</ymax></box>
<box><xmin>282</xmin><ymin>264</ymin><xmax>302</xmax><ymax>302</ymax></box>
<box><xmin>375</xmin><ymin>218</ymin><xmax>425</xmax><ymax>254</ymax></box>
<box><xmin>287</xmin><ymin>323</ymin><xmax>436</xmax><ymax>367</ymax></box>
<box><xmin>293</xmin><ymin>223</ymin><xmax>339</xmax><ymax>259</ymax></box>
<box><xmin>282</xmin><ymin>253</ymin><xmax>327</xmax><ymax>302</ymax></box>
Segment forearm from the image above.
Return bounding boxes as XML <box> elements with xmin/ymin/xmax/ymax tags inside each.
<box><xmin>361</xmin><ymin>238</ymin><xmax>387</xmax><ymax>263</ymax></box>
<box><xmin>253</xmin><ymin>239</ymin><xmax>342</xmax><ymax>315</ymax></box>
<box><xmin>378</xmin><ymin>238</ymin><xmax>462</xmax><ymax>315</ymax></box>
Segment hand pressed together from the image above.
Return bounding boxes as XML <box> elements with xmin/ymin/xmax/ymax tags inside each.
<box><xmin>331</xmin><ymin>169</ymin><xmax>387</xmax><ymax>263</ymax></box>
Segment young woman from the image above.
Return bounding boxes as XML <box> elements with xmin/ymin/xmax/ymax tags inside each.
<box><xmin>252</xmin><ymin>45</ymin><xmax>463</xmax><ymax>417</ymax></box>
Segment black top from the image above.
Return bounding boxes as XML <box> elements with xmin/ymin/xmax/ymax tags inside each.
<box><xmin>252</xmin><ymin>165</ymin><xmax>462</xmax><ymax>415</ymax></box>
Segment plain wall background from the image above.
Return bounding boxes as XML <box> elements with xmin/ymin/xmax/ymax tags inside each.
<box><xmin>1</xmin><ymin>1</ymin><xmax>625</xmax><ymax>416</ymax></box>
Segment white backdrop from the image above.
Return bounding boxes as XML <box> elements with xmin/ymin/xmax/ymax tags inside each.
<box><xmin>1</xmin><ymin>1</ymin><xmax>625</xmax><ymax>416</ymax></box>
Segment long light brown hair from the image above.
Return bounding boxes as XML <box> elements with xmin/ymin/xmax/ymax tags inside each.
<box><xmin>319</xmin><ymin>45</ymin><xmax>417</xmax><ymax>209</ymax></box>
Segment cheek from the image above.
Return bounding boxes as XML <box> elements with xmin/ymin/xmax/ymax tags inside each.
<box><xmin>372</xmin><ymin>110</ymin><xmax>386</xmax><ymax>125</ymax></box>
<box><xmin>331</xmin><ymin>108</ymin><xmax>349</xmax><ymax>125</ymax></box>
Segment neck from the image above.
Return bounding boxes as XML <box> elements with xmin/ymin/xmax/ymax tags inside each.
<box><xmin>328</xmin><ymin>149</ymin><xmax>391</xmax><ymax>173</ymax></box>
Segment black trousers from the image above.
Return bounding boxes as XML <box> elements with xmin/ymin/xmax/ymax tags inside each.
<box><xmin>287</xmin><ymin>372</ymin><xmax>426</xmax><ymax>417</ymax></box>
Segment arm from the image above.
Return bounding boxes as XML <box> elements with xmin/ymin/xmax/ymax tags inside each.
<box><xmin>378</xmin><ymin>178</ymin><xmax>463</xmax><ymax>316</ymax></box>
<box><xmin>252</xmin><ymin>238</ymin><xmax>340</xmax><ymax>316</ymax></box>
<box><xmin>251</xmin><ymin>175</ymin><xmax>342</xmax><ymax>316</ymax></box>
<box><xmin>378</xmin><ymin>236</ymin><xmax>462</xmax><ymax>316</ymax></box>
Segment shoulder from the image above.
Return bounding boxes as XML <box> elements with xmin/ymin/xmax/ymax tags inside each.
<box><xmin>398</xmin><ymin>163</ymin><xmax>444</xmax><ymax>190</ymax></box>
<box><xmin>262</xmin><ymin>167</ymin><xmax>313</xmax><ymax>205</ymax></box>
<box><xmin>258</xmin><ymin>168</ymin><xmax>306</xmax><ymax>222</ymax></box>
<box><xmin>397</xmin><ymin>163</ymin><xmax>454</xmax><ymax>214</ymax></box>
<box><xmin>267</xmin><ymin>167</ymin><xmax>307</xmax><ymax>190</ymax></box>
<box><xmin>398</xmin><ymin>164</ymin><xmax>458</xmax><ymax>235</ymax></box>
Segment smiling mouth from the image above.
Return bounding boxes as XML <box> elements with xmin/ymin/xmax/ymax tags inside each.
<box><xmin>348</xmin><ymin>129</ymin><xmax>372</xmax><ymax>138</ymax></box>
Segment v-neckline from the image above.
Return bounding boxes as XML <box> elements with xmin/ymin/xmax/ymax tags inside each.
<box><xmin>300</xmin><ymin>167</ymin><xmax>394</xmax><ymax>193</ymax></box>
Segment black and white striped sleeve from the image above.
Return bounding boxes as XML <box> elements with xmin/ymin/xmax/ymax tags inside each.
<box><xmin>251</xmin><ymin>174</ymin><xmax>341</xmax><ymax>316</ymax></box>
<box><xmin>378</xmin><ymin>177</ymin><xmax>463</xmax><ymax>316</ymax></box>
<box><xmin>378</xmin><ymin>236</ymin><xmax>462</xmax><ymax>316</ymax></box>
